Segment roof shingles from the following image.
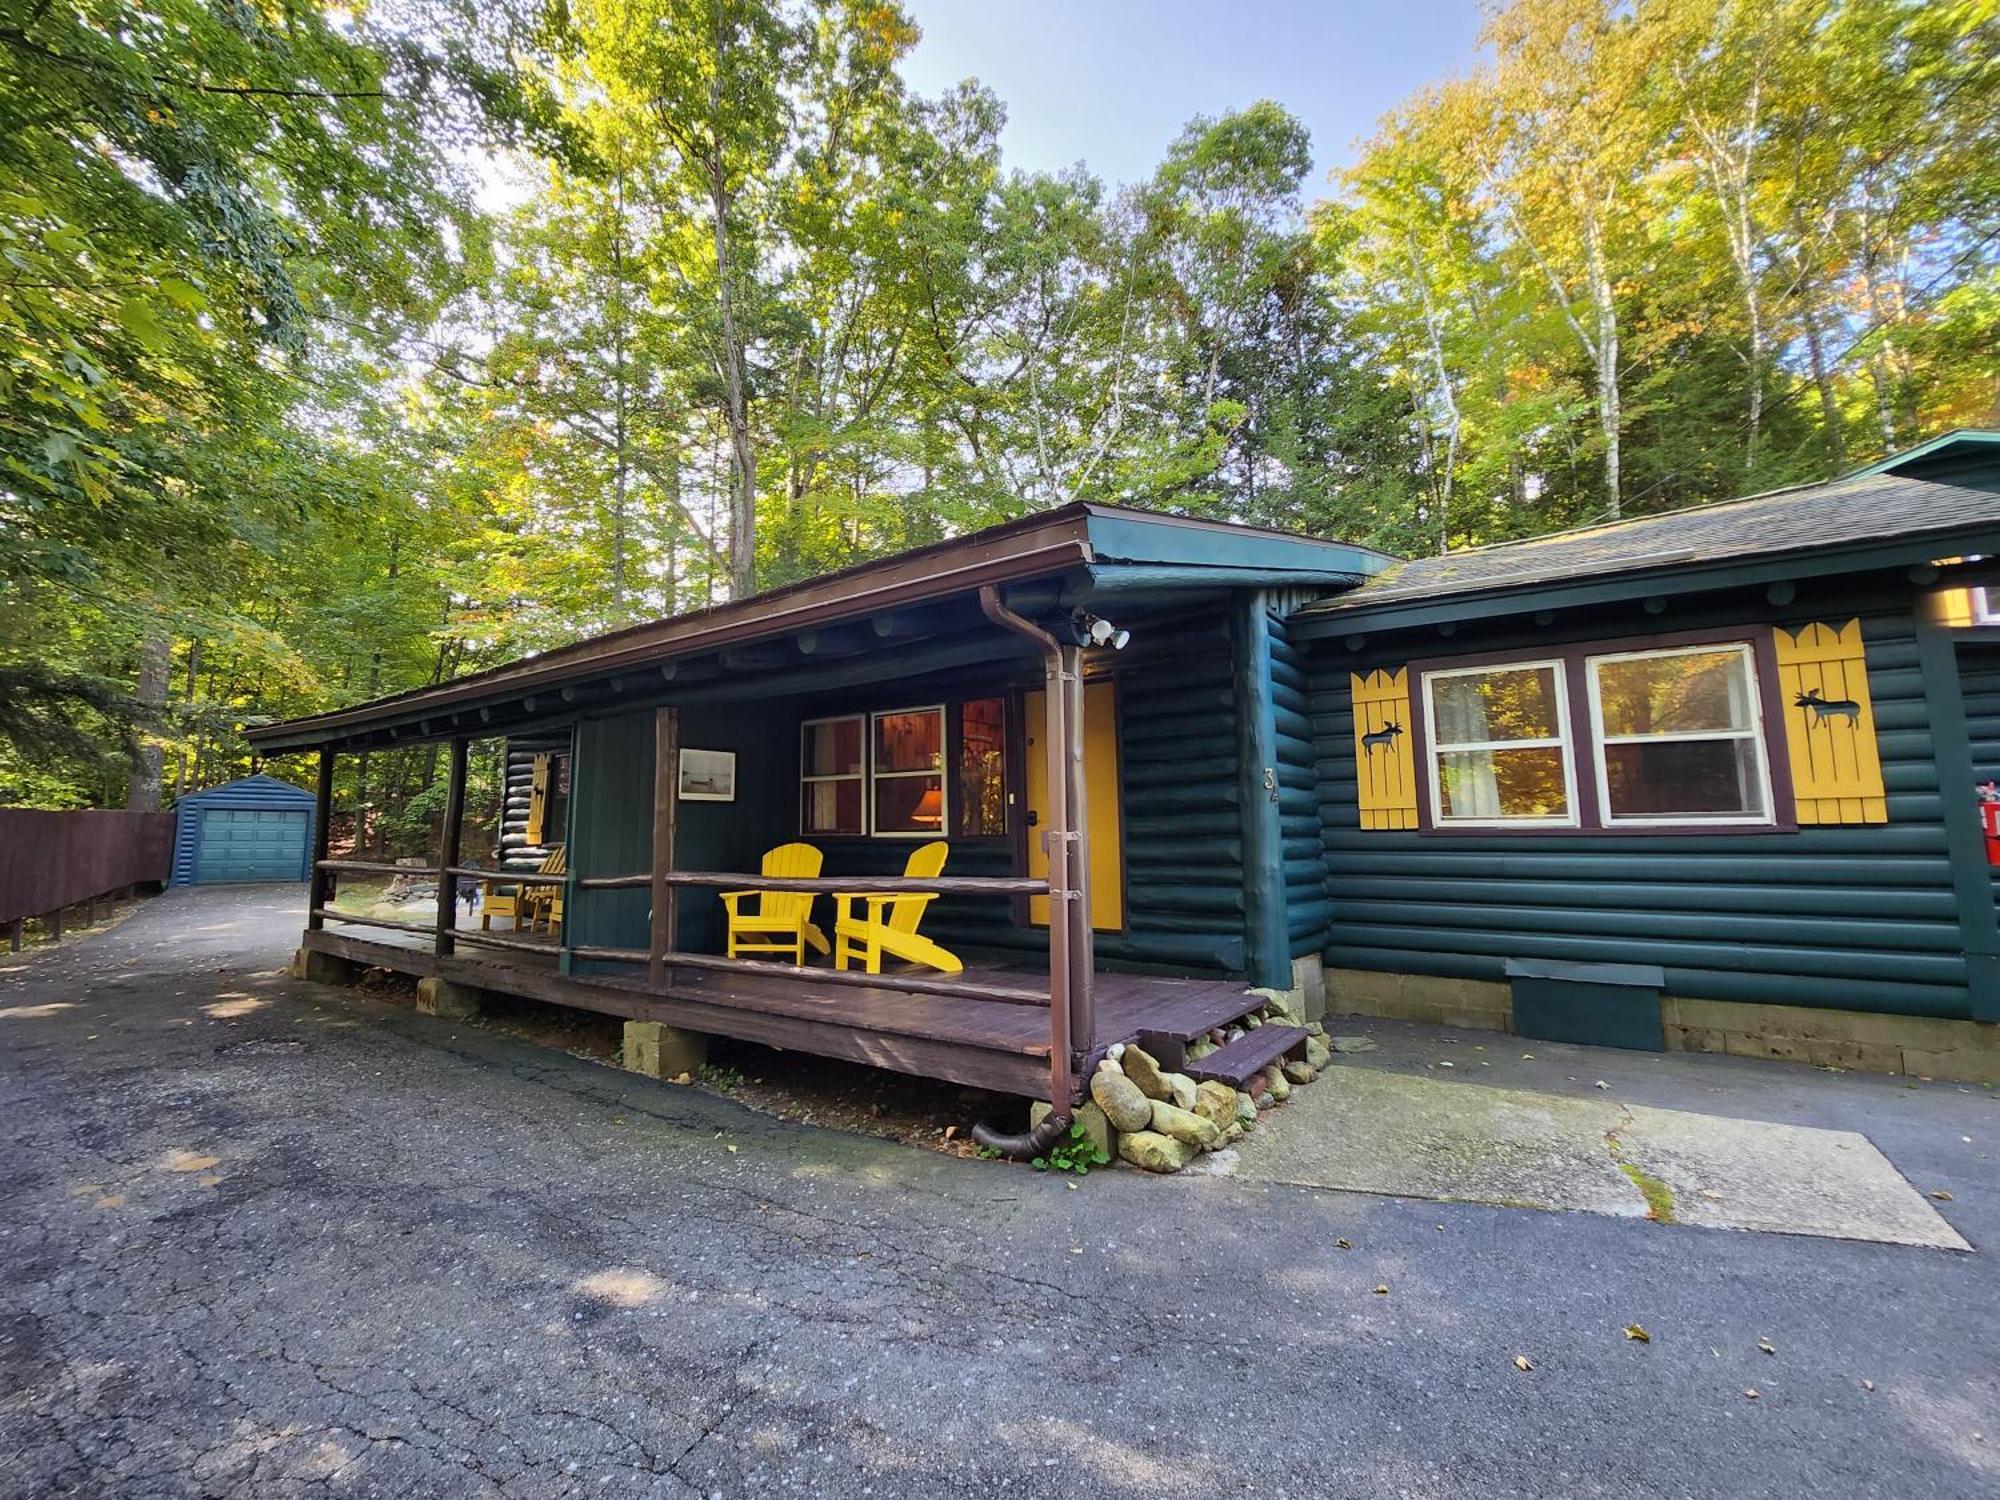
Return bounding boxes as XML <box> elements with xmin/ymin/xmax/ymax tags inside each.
<box><xmin>1300</xmin><ymin>472</ymin><xmax>2000</xmax><ymax>617</ymax></box>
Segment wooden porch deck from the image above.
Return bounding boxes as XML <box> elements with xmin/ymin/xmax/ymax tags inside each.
<box><xmin>303</xmin><ymin>926</ymin><xmax>1257</xmax><ymax>1100</ymax></box>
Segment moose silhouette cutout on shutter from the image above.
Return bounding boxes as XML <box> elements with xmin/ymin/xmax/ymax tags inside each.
<box><xmin>1351</xmin><ymin>667</ymin><xmax>1418</xmax><ymax>830</ymax></box>
<box><xmin>1773</xmin><ymin>619</ymin><xmax>1886</xmax><ymax>824</ymax></box>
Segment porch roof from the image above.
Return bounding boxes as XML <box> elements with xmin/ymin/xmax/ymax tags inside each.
<box><xmin>246</xmin><ymin>502</ymin><xmax>1390</xmax><ymax>753</ymax></box>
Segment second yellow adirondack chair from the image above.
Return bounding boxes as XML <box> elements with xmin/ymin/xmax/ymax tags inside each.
<box><xmin>523</xmin><ymin>843</ymin><xmax>568</xmax><ymax>934</ymax></box>
<box><xmin>481</xmin><ymin>845</ymin><xmax>564</xmax><ymax>932</ymax></box>
<box><xmin>721</xmin><ymin>843</ymin><xmax>831</xmax><ymax>964</ymax></box>
<box><xmin>832</xmin><ymin>840</ymin><xmax>963</xmax><ymax>975</ymax></box>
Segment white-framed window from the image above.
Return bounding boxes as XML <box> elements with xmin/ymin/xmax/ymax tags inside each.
<box><xmin>871</xmin><ymin>704</ymin><xmax>947</xmax><ymax>837</ymax></box>
<box><xmin>800</xmin><ymin>714</ymin><xmax>865</xmax><ymax>836</ymax></box>
<box><xmin>1974</xmin><ymin>587</ymin><xmax>2000</xmax><ymax>624</ymax></box>
<box><xmin>1585</xmin><ymin>643</ymin><xmax>1773</xmax><ymax>826</ymax></box>
<box><xmin>1420</xmin><ymin>660</ymin><xmax>1578</xmax><ymax>827</ymax></box>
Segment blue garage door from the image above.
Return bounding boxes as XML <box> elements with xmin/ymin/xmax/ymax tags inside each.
<box><xmin>194</xmin><ymin>808</ymin><xmax>308</xmax><ymax>884</ymax></box>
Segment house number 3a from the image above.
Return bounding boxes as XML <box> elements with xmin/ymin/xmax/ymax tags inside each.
<box><xmin>1263</xmin><ymin>767</ymin><xmax>1278</xmax><ymax>804</ymax></box>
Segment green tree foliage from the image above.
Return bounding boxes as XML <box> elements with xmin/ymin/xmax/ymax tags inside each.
<box><xmin>2</xmin><ymin>0</ymin><xmax>1994</xmax><ymax>812</ymax></box>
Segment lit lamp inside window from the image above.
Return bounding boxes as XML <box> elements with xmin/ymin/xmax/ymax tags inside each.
<box><xmin>911</xmin><ymin>785</ymin><xmax>943</xmax><ymax>827</ymax></box>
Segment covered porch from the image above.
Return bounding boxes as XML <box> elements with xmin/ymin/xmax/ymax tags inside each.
<box><xmin>252</xmin><ymin>504</ymin><xmax>1388</xmax><ymax>1118</ymax></box>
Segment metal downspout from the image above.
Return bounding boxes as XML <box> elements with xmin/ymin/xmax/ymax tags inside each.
<box><xmin>973</xmin><ymin>584</ymin><xmax>1076</xmax><ymax>1159</ymax></box>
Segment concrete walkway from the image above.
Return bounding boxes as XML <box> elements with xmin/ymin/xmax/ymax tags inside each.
<box><xmin>1208</xmin><ymin>1066</ymin><xmax>1969</xmax><ymax>1249</ymax></box>
<box><xmin>2</xmin><ymin>886</ymin><xmax>1996</xmax><ymax>1498</ymax></box>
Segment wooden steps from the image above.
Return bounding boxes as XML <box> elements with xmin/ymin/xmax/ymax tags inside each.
<box><xmin>1180</xmin><ymin>1024</ymin><xmax>1310</xmax><ymax>1088</ymax></box>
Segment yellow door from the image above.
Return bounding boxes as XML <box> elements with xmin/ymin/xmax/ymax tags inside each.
<box><xmin>1024</xmin><ymin>680</ymin><xmax>1124</xmax><ymax>931</ymax></box>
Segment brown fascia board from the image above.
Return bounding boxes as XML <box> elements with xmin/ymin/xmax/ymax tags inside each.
<box><xmin>245</xmin><ymin>508</ymin><xmax>1098</xmax><ymax>750</ymax></box>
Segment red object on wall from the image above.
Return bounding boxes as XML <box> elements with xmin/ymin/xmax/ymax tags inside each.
<box><xmin>1981</xmin><ymin>802</ymin><xmax>2000</xmax><ymax>867</ymax></box>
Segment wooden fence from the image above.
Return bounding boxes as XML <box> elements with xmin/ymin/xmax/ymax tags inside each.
<box><xmin>0</xmin><ymin>809</ymin><xmax>173</xmax><ymax>948</ymax></box>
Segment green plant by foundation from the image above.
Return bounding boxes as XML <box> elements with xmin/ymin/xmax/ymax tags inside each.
<box><xmin>1032</xmin><ymin>1122</ymin><xmax>1111</xmax><ymax>1176</ymax></box>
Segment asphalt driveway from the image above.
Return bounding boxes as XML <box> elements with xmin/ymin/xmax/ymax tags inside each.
<box><xmin>1</xmin><ymin>886</ymin><xmax>1995</xmax><ymax>1498</ymax></box>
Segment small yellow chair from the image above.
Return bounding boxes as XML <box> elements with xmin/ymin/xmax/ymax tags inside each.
<box><xmin>722</xmin><ymin>843</ymin><xmax>831</xmax><ymax>965</ymax></box>
<box><xmin>524</xmin><ymin>844</ymin><xmax>568</xmax><ymax>934</ymax></box>
<box><xmin>482</xmin><ymin>845</ymin><xmax>564</xmax><ymax>931</ymax></box>
<box><xmin>833</xmin><ymin>840</ymin><xmax>963</xmax><ymax>975</ymax></box>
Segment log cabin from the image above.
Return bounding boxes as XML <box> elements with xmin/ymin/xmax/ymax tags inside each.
<box><xmin>245</xmin><ymin>431</ymin><xmax>2000</xmax><ymax>1145</ymax></box>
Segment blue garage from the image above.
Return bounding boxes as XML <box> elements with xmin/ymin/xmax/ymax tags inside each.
<box><xmin>170</xmin><ymin>775</ymin><xmax>318</xmax><ymax>886</ymax></box>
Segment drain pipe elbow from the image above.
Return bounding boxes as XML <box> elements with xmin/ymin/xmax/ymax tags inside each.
<box><xmin>971</xmin><ymin>1109</ymin><xmax>1073</xmax><ymax>1161</ymax></box>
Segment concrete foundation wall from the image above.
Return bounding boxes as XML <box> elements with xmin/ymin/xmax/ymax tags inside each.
<box><xmin>1325</xmin><ymin>966</ymin><xmax>2000</xmax><ymax>1084</ymax></box>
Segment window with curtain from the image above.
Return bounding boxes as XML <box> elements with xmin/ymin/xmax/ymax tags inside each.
<box><xmin>1588</xmin><ymin>645</ymin><xmax>1771</xmax><ymax>823</ymax></box>
<box><xmin>956</xmin><ymin>698</ymin><xmax>1007</xmax><ymax>837</ymax></box>
<box><xmin>800</xmin><ymin>715</ymin><xmax>864</xmax><ymax>835</ymax></box>
<box><xmin>1423</xmin><ymin>662</ymin><xmax>1574</xmax><ymax>825</ymax></box>
<box><xmin>872</xmin><ymin>705</ymin><xmax>946</xmax><ymax>836</ymax></box>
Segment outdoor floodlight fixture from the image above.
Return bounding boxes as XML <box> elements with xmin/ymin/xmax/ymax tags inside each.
<box><xmin>1069</xmin><ymin>610</ymin><xmax>1131</xmax><ymax>651</ymax></box>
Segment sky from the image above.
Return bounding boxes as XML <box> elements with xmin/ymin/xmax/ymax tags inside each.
<box><xmin>896</xmin><ymin>1</ymin><xmax>1489</xmax><ymax>193</ymax></box>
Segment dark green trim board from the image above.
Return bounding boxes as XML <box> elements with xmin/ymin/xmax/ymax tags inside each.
<box><xmin>1919</xmin><ymin>623</ymin><xmax>2000</xmax><ymax>1021</ymax></box>
<box><xmin>1234</xmin><ymin>592</ymin><xmax>1291</xmax><ymax>989</ymax></box>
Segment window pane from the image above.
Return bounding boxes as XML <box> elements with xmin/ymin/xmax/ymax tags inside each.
<box><xmin>802</xmin><ymin>778</ymin><xmax>863</xmax><ymax>836</ymax></box>
<box><xmin>804</xmin><ymin>718</ymin><xmax>862</xmax><ymax>777</ymax></box>
<box><xmin>876</xmin><ymin>774</ymin><xmax>945</xmax><ymax>834</ymax></box>
<box><xmin>957</xmin><ymin>698</ymin><xmax>1006</xmax><ymax>837</ymax></box>
<box><xmin>1437</xmin><ymin>747</ymin><xmax>1569</xmax><ymax>820</ymax></box>
<box><xmin>1596</xmin><ymin>650</ymin><xmax>1753</xmax><ymax>737</ymax></box>
<box><xmin>1604</xmin><ymin>739</ymin><xmax>1765</xmax><ymax>819</ymax></box>
<box><xmin>876</xmin><ymin>709</ymin><xmax>943</xmax><ymax>773</ymax></box>
<box><xmin>1433</xmin><ymin>667</ymin><xmax>1562</xmax><ymax>745</ymax></box>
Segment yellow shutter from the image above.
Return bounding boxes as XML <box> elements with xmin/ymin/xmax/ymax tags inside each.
<box><xmin>524</xmin><ymin>752</ymin><xmax>552</xmax><ymax>844</ymax></box>
<box><xmin>1932</xmin><ymin>587</ymin><xmax>1976</xmax><ymax>628</ymax></box>
<box><xmin>1351</xmin><ymin>668</ymin><xmax>1418</xmax><ymax>830</ymax></box>
<box><xmin>1772</xmin><ymin>620</ymin><xmax>1887</xmax><ymax>825</ymax></box>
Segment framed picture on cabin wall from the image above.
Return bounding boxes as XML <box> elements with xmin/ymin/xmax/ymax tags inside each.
<box><xmin>678</xmin><ymin>748</ymin><xmax>737</xmax><ymax>802</ymax></box>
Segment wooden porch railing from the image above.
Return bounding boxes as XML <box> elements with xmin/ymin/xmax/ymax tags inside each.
<box><xmin>302</xmin><ymin>605</ymin><xmax>1098</xmax><ymax>1109</ymax></box>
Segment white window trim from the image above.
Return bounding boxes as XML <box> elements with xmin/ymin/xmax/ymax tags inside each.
<box><xmin>870</xmin><ymin>703</ymin><xmax>948</xmax><ymax>839</ymax></box>
<box><xmin>1583</xmin><ymin>643</ymin><xmax>1776</xmax><ymax>828</ymax></box>
<box><xmin>1974</xmin><ymin>586</ymin><xmax>1999</xmax><ymax>625</ymax></box>
<box><xmin>800</xmin><ymin>713</ymin><xmax>867</xmax><ymax>837</ymax></box>
<box><xmin>1420</xmin><ymin>660</ymin><xmax>1579</xmax><ymax>829</ymax></box>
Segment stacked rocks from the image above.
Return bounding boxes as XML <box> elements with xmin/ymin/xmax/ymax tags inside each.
<box><xmin>1080</xmin><ymin>998</ymin><xmax>1336</xmax><ymax>1174</ymax></box>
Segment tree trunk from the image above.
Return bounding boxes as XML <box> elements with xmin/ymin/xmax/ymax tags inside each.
<box><xmin>1798</xmin><ymin>288</ymin><xmax>1845</xmax><ymax>473</ymax></box>
<box><xmin>706</xmin><ymin>26</ymin><xmax>756</xmax><ymax>599</ymax></box>
<box><xmin>609</xmin><ymin>163</ymin><xmax>630</xmax><ymax>613</ymax></box>
<box><xmin>172</xmin><ymin>638</ymin><xmax>201</xmax><ymax>800</ymax></box>
<box><xmin>124</xmin><ymin>631</ymin><xmax>171</xmax><ymax>812</ymax></box>
<box><xmin>1581</xmin><ymin>208</ymin><xmax>1622</xmax><ymax>517</ymax></box>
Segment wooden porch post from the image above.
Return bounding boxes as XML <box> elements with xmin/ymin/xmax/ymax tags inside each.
<box><xmin>1041</xmin><ymin>651</ymin><xmax>1076</xmax><ymax>1108</ymax></box>
<box><xmin>1060</xmin><ymin>645</ymin><xmax>1096</xmax><ymax>1058</ymax></box>
<box><xmin>435</xmin><ymin>737</ymin><xmax>467</xmax><ymax>957</ymax></box>
<box><xmin>650</xmin><ymin>706</ymin><xmax>680</xmax><ymax>988</ymax></box>
<box><xmin>307</xmin><ymin>745</ymin><xmax>334</xmax><ymax>931</ymax></box>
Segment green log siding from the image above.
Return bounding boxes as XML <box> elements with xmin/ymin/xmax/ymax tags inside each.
<box><xmin>562</xmin><ymin>610</ymin><xmax>1254</xmax><ymax>978</ymax></box>
<box><xmin>1961</xmin><ymin>640</ymin><xmax>2000</xmax><ymax>783</ymax></box>
<box><xmin>498</xmin><ymin>731</ymin><xmax>569</xmax><ymax>870</ymax></box>
<box><xmin>1307</xmin><ymin>588</ymin><xmax>1981</xmax><ymax>1020</ymax></box>
<box><xmin>917</xmin><ymin>609</ymin><xmax>1251</xmax><ymax>974</ymax></box>
<box><xmin>1113</xmin><ymin>609</ymin><xmax>1247</xmax><ymax>974</ymax></box>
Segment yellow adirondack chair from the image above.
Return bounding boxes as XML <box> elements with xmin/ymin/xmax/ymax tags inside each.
<box><xmin>481</xmin><ymin>845</ymin><xmax>564</xmax><ymax>932</ymax></box>
<box><xmin>523</xmin><ymin>844</ymin><xmax>568</xmax><ymax>934</ymax></box>
<box><xmin>832</xmin><ymin>840</ymin><xmax>962</xmax><ymax>975</ymax></box>
<box><xmin>721</xmin><ymin>843</ymin><xmax>831</xmax><ymax>964</ymax></box>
